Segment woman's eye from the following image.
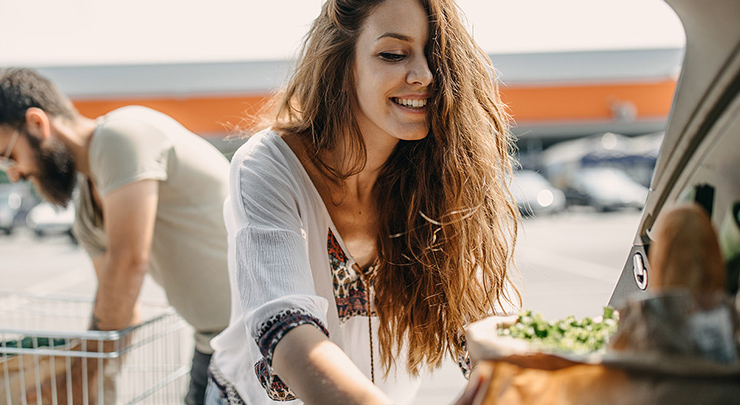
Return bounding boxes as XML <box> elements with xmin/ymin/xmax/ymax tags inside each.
<box><xmin>379</xmin><ymin>52</ymin><xmax>406</xmax><ymax>62</ymax></box>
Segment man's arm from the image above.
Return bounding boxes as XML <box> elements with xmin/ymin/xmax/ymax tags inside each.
<box><xmin>90</xmin><ymin>179</ymin><xmax>159</xmax><ymax>331</ymax></box>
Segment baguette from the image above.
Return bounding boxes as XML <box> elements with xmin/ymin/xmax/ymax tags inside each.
<box><xmin>648</xmin><ymin>203</ymin><xmax>725</xmax><ymax>293</ymax></box>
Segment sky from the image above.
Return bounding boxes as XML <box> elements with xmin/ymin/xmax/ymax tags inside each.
<box><xmin>0</xmin><ymin>0</ymin><xmax>685</xmax><ymax>66</ymax></box>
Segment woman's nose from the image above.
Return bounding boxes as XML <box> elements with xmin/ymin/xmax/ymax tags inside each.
<box><xmin>407</xmin><ymin>55</ymin><xmax>433</xmax><ymax>87</ymax></box>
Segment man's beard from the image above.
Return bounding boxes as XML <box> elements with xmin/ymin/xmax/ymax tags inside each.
<box><xmin>25</xmin><ymin>133</ymin><xmax>78</xmax><ymax>207</ymax></box>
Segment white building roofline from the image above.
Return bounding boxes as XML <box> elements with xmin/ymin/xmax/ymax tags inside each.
<box><xmin>28</xmin><ymin>47</ymin><xmax>684</xmax><ymax>99</ymax></box>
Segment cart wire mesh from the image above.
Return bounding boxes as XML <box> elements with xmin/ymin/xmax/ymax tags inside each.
<box><xmin>0</xmin><ymin>290</ymin><xmax>192</xmax><ymax>404</ymax></box>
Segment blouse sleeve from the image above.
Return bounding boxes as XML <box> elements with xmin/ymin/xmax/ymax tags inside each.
<box><xmin>457</xmin><ymin>336</ymin><xmax>472</xmax><ymax>380</ymax></box>
<box><xmin>227</xmin><ymin>135</ymin><xmax>331</xmax><ymax>368</ymax></box>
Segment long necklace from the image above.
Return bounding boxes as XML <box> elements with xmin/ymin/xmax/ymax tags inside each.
<box><xmin>356</xmin><ymin>261</ymin><xmax>377</xmax><ymax>384</ymax></box>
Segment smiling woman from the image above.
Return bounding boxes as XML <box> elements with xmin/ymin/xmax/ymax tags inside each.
<box><xmin>207</xmin><ymin>0</ymin><xmax>521</xmax><ymax>404</ymax></box>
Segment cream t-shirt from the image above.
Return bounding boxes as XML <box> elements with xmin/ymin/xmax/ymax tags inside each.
<box><xmin>73</xmin><ymin>106</ymin><xmax>231</xmax><ymax>352</ymax></box>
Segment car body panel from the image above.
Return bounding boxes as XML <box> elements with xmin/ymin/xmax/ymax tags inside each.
<box><xmin>564</xmin><ymin>167</ymin><xmax>648</xmax><ymax>212</ymax></box>
<box><xmin>511</xmin><ymin>170</ymin><xmax>566</xmax><ymax>216</ymax></box>
<box><xmin>0</xmin><ymin>185</ymin><xmax>24</xmax><ymax>234</ymax></box>
<box><xmin>26</xmin><ymin>202</ymin><xmax>75</xmax><ymax>237</ymax></box>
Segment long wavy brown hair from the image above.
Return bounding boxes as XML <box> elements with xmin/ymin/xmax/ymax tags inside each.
<box><xmin>262</xmin><ymin>0</ymin><xmax>521</xmax><ymax>375</ymax></box>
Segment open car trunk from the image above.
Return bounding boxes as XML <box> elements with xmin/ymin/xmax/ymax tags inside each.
<box><xmin>464</xmin><ymin>3</ymin><xmax>740</xmax><ymax>403</ymax></box>
<box><xmin>609</xmin><ymin>0</ymin><xmax>740</xmax><ymax>307</ymax></box>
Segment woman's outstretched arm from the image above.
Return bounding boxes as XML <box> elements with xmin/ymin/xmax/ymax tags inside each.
<box><xmin>273</xmin><ymin>324</ymin><xmax>394</xmax><ymax>405</ymax></box>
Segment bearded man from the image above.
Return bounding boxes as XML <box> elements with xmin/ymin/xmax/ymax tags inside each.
<box><xmin>0</xmin><ymin>67</ymin><xmax>231</xmax><ymax>405</ymax></box>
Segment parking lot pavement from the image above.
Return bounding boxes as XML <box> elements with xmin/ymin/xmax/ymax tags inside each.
<box><xmin>0</xmin><ymin>209</ymin><xmax>642</xmax><ymax>405</ymax></box>
<box><xmin>0</xmin><ymin>227</ymin><xmax>167</xmax><ymax>301</ymax></box>
<box><xmin>515</xmin><ymin>209</ymin><xmax>641</xmax><ymax>319</ymax></box>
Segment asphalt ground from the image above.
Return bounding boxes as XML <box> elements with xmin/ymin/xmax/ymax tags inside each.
<box><xmin>0</xmin><ymin>208</ymin><xmax>642</xmax><ymax>404</ymax></box>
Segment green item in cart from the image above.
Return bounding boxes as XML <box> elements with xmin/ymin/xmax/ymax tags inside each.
<box><xmin>1</xmin><ymin>337</ymin><xmax>69</xmax><ymax>350</ymax></box>
<box><xmin>497</xmin><ymin>307</ymin><xmax>619</xmax><ymax>354</ymax></box>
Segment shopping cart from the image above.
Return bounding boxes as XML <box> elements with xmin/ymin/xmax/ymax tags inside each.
<box><xmin>0</xmin><ymin>290</ymin><xmax>193</xmax><ymax>404</ymax></box>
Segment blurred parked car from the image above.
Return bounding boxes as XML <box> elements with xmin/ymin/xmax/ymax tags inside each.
<box><xmin>564</xmin><ymin>167</ymin><xmax>648</xmax><ymax>212</ymax></box>
<box><xmin>0</xmin><ymin>187</ymin><xmax>22</xmax><ymax>235</ymax></box>
<box><xmin>511</xmin><ymin>170</ymin><xmax>566</xmax><ymax>217</ymax></box>
<box><xmin>26</xmin><ymin>202</ymin><xmax>76</xmax><ymax>242</ymax></box>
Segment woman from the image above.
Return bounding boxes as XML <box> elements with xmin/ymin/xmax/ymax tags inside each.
<box><xmin>208</xmin><ymin>0</ymin><xmax>520</xmax><ymax>403</ymax></box>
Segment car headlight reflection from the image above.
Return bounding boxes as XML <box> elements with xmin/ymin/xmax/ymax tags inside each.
<box><xmin>537</xmin><ymin>190</ymin><xmax>554</xmax><ymax>207</ymax></box>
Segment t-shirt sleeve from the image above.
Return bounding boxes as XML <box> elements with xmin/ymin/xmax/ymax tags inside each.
<box><xmin>89</xmin><ymin>119</ymin><xmax>172</xmax><ymax>196</ymax></box>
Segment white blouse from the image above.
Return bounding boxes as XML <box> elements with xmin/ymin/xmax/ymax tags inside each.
<box><xmin>210</xmin><ymin>130</ymin><xmax>425</xmax><ymax>405</ymax></box>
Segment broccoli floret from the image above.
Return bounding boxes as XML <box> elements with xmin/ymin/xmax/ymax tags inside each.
<box><xmin>497</xmin><ymin>307</ymin><xmax>619</xmax><ymax>354</ymax></box>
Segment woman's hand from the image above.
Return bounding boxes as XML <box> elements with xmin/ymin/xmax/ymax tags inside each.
<box><xmin>453</xmin><ymin>362</ymin><xmax>493</xmax><ymax>405</ymax></box>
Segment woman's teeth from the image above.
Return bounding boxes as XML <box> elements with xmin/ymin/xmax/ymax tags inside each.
<box><xmin>393</xmin><ymin>98</ymin><xmax>427</xmax><ymax>108</ymax></box>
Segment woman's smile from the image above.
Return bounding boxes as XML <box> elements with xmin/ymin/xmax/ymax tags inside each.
<box><xmin>391</xmin><ymin>97</ymin><xmax>428</xmax><ymax>109</ymax></box>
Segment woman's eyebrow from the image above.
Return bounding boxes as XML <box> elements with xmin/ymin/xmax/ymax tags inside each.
<box><xmin>377</xmin><ymin>32</ymin><xmax>412</xmax><ymax>42</ymax></box>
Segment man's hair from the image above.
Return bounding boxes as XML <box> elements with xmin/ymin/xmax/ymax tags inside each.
<box><xmin>0</xmin><ymin>68</ymin><xmax>77</xmax><ymax>129</ymax></box>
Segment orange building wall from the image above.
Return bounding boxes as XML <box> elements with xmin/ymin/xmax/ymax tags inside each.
<box><xmin>73</xmin><ymin>95</ymin><xmax>269</xmax><ymax>136</ymax></box>
<box><xmin>501</xmin><ymin>79</ymin><xmax>677</xmax><ymax>122</ymax></box>
<box><xmin>72</xmin><ymin>79</ymin><xmax>677</xmax><ymax>136</ymax></box>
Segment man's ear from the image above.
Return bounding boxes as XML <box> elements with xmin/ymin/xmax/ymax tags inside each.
<box><xmin>24</xmin><ymin>107</ymin><xmax>52</xmax><ymax>140</ymax></box>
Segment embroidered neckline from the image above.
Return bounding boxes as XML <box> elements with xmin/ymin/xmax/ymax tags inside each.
<box><xmin>327</xmin><ymin>228</ymin><xmax>378</xmax><ymax>384</ymax></box>
<box><xmin>327</xmin><ymin>229</ymin><xmax>377</xmax><ymax>322</ymax></box>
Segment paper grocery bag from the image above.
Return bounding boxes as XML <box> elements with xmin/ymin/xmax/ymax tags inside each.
<box><xmin>466</xmin><ymin>309</ymin><xmax>740</xmax><ymax>405</ymax></box>
<box><xmin>0</xmin><ymin>348</ymin><xmax>72</xmax><ymax>404</ymax></box>
<box><xmin>475</xmin><ymin>359</ymin><xmax>740</xmax><ymax>405</ymax></box>
<box><xmin>0</xmin><ymin>340</ymin><xmax>118</xmax><ymax>405</ymax></box>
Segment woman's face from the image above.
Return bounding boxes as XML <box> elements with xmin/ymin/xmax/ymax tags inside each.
<box><xmin>353</xmin><ymin>0</ymin><xmax>433</xmax><ymax>148</ymax></box>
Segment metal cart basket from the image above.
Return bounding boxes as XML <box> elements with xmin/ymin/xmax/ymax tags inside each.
<box><xmin>0</xmin><ymin>290</ymin><xmax>192</xmax><ymax>404</ymax></box>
